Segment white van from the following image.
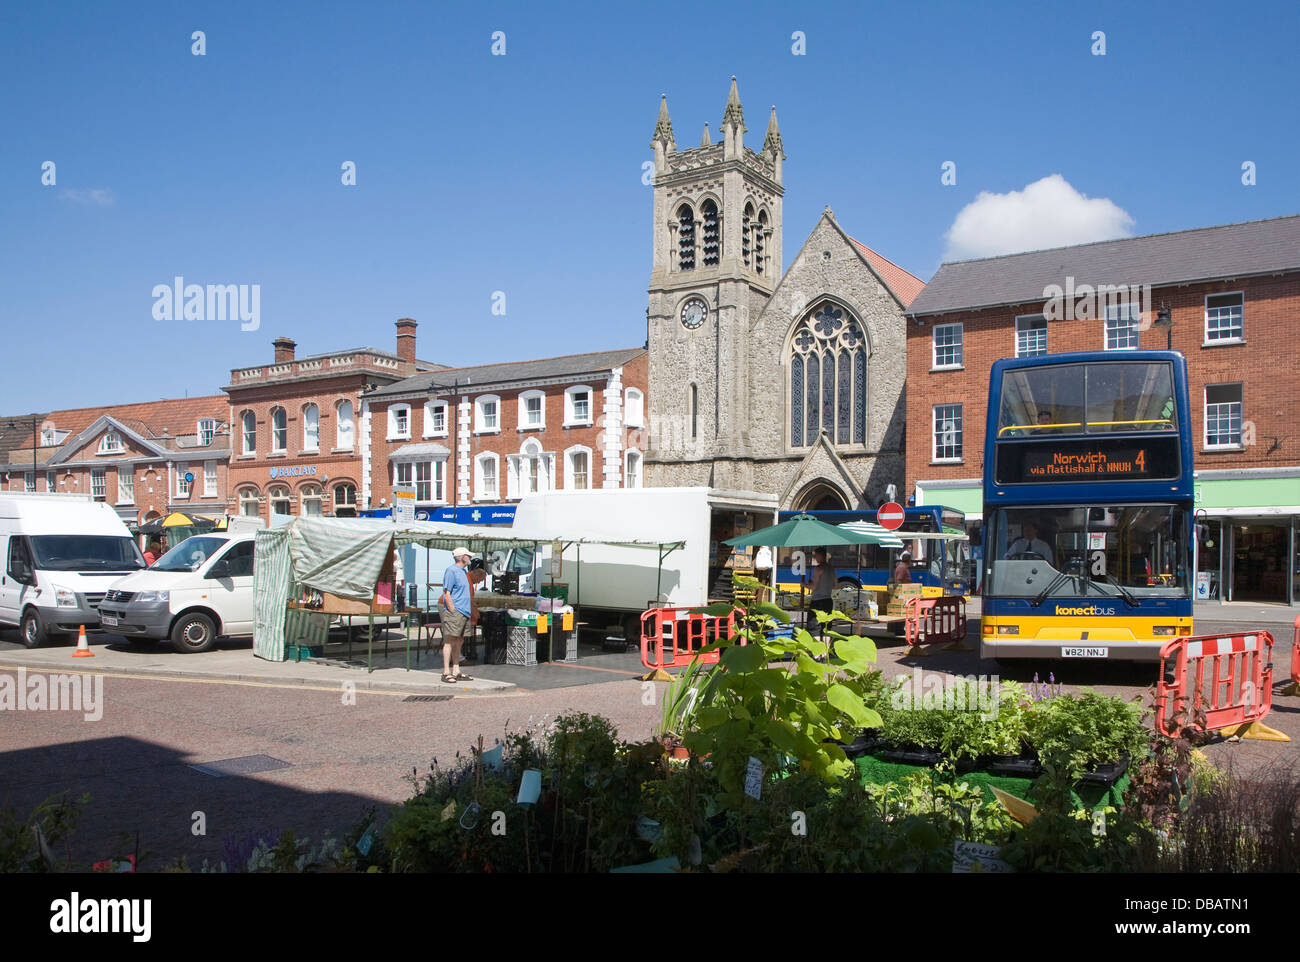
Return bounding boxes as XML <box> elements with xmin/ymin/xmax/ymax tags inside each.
<box><xmin>0</xmin><ymin>493</ymin><xmax>145</xmax><ymax>648</ymax></box>
<box><xmin>99</xmin><ymin>532</ymin><xmax>256</xmax><ymax>653</ymax></box>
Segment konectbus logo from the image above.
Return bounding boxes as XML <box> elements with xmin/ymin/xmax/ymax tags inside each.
<box><xmin>1054</xmin><ymin>604</ymin><xmax>1117</xmax><ymax>616</ymax></box>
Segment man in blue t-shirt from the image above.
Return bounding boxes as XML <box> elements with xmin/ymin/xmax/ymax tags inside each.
<box><xmin>440</xmin><ymin>546</ymin><xmax>475</xmax><ymax>683</ymax></box>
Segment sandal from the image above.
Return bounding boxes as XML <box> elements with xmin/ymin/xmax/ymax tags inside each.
<box><xmin>441</xmin><ymin>674</ymin><xmax>458</xmax><ymax>684</ymax></box>
<box><xmin>455</xmin><ymin>673</ymin><xmax>475</xmax><ymax>682</ymax></box>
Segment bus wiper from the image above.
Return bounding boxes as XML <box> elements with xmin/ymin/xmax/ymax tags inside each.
<box><xmin>1031</xmin><ymin>571</ymin><xmax>1073</xmax><ymax>607</ymax></box>
<box><xmin>1092</xmin><ymin>573</ymin><xmax>1139</xmax><ymax>607</ymax></box>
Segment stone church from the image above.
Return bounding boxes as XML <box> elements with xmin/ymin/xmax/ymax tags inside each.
<box><xmin>644</xmin><ymin>78</ymin><xmax>924</xmax><ymax>511</ymax></box>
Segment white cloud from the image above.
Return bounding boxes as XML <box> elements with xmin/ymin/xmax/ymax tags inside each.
<box><xmin>60</xmin><ymin>188</ymin><xmax>117</xmax><ymax>207</ymax></box>
<box><xmin>943</xmin><ymin>174</ymin><xmax>1134</xmax><ymax>260</ymax></box>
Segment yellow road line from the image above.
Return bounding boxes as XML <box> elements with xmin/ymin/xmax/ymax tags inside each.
<box><xmin>0</xmin><ymin>663</ymin><xmax>514</xmax><ymax>698</ymax></box>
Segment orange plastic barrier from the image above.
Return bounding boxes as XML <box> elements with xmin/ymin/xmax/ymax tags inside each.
<box><xmin>1155</xmin><ymin>631</ymin><xmax>1287</xmax><ymax>740</ymax></box>
<box><xmin>640</xmin><ymin>606</ymin><xmax>740</xmax><ymax>672</ymax></box>
<box><xmin>903</xmin><ymin>596</ymin><xmax>967</xmax><ymax>648</ymax></box>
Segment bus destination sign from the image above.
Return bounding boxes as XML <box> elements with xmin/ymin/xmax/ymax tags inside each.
<box><xmin>996</xmin><ymin>436</ymin><xmax>1180</xmax><ymax>485</ymax></box>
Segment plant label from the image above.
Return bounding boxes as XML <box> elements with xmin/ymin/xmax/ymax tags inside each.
<box><xmin>744</xmin><ymin>757</ymin><xmax>763</xmax><ymax>800</ymax></box>
<box><xmin>952</xmin><ymin>840</ymin><xmax>1012</xmax><ymax>873</ymax></box>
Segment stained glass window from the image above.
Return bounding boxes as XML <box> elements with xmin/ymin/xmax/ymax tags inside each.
<box><xmin>853</xmin><ymin>351</ymin><xmax>866</xmax><ymax>444</ymax></box>
<box><xmin>791</xmin><ymin>355</ymin><xmax>804</xmax><ymax>447</ymax></box>
<box><xmin>806</xmin><ymin>354</ymin><xmax>819</xmax><ymax>440</ymax></box>
<box><xmin>838</xmin><ymin>350</ymin><xmax>852</xmax><ymax>443</ymax></box>
<box><xmin>788</xmin><ymin>301</ymin><xmax>869</xmax><ymax>448</ymax></box>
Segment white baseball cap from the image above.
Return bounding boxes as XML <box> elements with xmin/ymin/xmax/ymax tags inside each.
<box><xmin>452</xmin><ymin>546</ymin><xmax>473</xmax><ymax>559</ymax></box>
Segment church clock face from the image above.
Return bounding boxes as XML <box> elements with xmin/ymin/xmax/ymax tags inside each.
<box><xmin>680</xmin><ymin>297</ymin><xmax>708</xmax><ymax>331</ymax></box>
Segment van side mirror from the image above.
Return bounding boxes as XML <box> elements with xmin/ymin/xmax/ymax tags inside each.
<box><xmin>207</xmin><ymin>559</ymin><xmax>231</xmax><ymax>579</ymax></box>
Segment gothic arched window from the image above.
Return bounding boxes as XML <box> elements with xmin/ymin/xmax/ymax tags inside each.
<box><xmin>677</xmin><ymin>204</ymin><xmax>695</xmax><ymax>271</ymax></box>
<box><xmin>700</xmin><ymin>199</ymin><xmax>719</xmax><ymax>267</ymax></box>
<box><xmin>742</xmin><ymin>202</ymin><xmax>754</xmax><ymax>268</ymax></box>
<box><xmin>755</xmin><ymin>210</ymin><xmax>768</xmax><ymax>274</ymax></box>
<box><xmin>789</xmin><ymin>301</ymin><xmax>868</xmax><ymax>448</ymax></box>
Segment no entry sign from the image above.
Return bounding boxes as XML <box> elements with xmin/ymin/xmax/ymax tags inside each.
<box><xmin>878</xmin><ymin>501</ymin><xmax>905</xmax><ymax>530</ymax></box>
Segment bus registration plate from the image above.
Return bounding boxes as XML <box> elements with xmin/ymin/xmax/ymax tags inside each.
<box><xmin>1062</xmin><ymin>646</ymin><xmax>1108</xmax><ymax>658</ymax></box>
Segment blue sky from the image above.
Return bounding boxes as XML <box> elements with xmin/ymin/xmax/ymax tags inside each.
<box><xmin>2</xmin><ymin>0</ymin><xmax>1296</xmax><ymax>410</ymax></box>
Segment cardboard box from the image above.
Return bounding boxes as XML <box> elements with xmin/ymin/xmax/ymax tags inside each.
<box><xmin>886</xmin><ymin>583</ymin><xmax>924</xmax><ymax>616</ymax></box>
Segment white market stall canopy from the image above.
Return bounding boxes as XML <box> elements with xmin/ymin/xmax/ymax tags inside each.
<box><xmin>253</xmin><ymin>516</ymin><xmax>686</xmax><ymax>662</ymax></box>
<box><xmin>262</xmin><ymin>515</ymin><xmax>682</xmax><ymax>601</ymax></box>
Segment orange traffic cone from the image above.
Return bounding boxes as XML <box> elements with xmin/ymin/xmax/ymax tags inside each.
<box><xmin>72</xmin><ymin>625</ymin><xmax>94</xmax><ymax>658</ymax></box>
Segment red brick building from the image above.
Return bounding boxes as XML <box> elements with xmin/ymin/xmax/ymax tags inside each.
<box><xmin>1</xmin><ymin>397</ymin><xmax>231</xmax><ymax>525</ymax></box>
<box><xmin>367</xmin><ymin>348</ymin><xmax>649</xmax><ymax>516</ymax></box>
<box><xmin>905</xmin><ymin>214</ymin><xmax>1300</xmax><ymax>605</ymax></box>
<box><xmin>221</xmin><ymin>320</ymin><xmax>445</xmax><ymax>522</ymax></box>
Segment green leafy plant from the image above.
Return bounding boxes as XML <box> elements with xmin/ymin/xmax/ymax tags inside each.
<box><xmin>682</xmin><ymin>575</ymin><xmax>884</xmax><ymax>806</ymax></box>
<box><xmin>0</xmin><ymin>792</ymin><xmax>88</xmax><ymax>873</ymax></box>
<box><xmin>656</xmin><ymin>657</ymin><xmax>707</xmax><ymax>741</ymax></box>
<box><xmin>1024</xmin><ymin>690</ymin><xmax>1148</xmax><ymax>777</ymax></box>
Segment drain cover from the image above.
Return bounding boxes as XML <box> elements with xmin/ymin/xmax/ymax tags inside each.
<box><xmin>190</xmin><ymin>754</ymin><xmax>292</xmax><ymax>777</ymax></box>
<box><xmin>402</xmin><ymin>694</ymin><xmax>453</xmax><ymax>702</ymax></box>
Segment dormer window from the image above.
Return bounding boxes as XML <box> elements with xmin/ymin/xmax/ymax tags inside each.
<box><xmin>198</xmin><ymin>418</ymin><xmax>216</xmax><ymax>446</ymax></box>
<box><xmin>40</xmin><ymin>428</ymin><xmax>55</xmax><ymax>447</ymax></box>
<box><xmin>98</xmin><ymin>431</ymin><xmax>123</xmax><ymax>454</ymax></box>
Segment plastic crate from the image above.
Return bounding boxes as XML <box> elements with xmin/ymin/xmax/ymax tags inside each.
<box><xmin>539</xmin><ymin>583</ymin><xmax>569</xmax><ymax>604</ymax></box>
<box><xmin>287</xmin><ymin>644</ymin><xmax>323</xmax><ymax>662</ymax></box>
<box><xmin>506</xmin><ymin>625</ymin><xmax>537</xmax><ymax>666</ymax></box>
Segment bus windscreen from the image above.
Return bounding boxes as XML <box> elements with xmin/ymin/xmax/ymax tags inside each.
<box><xmin>996</xmin><ymin>361</ymin><xmax>1176</xmax><ymax>438</ymax></box>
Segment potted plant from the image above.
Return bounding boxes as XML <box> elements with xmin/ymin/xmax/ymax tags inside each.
<box><xmin>1024</xmin><ymin>689</ymin><xmax>1148</xmax><ymax>783</ymax></box>
<box><xmin>655</xmin><ymin>657</ymin><xmax>706</xmax><ymax>759</ymax></box>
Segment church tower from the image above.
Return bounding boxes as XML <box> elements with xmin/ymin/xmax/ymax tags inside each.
<box><xmin>645</xmin><ymin>78</ymin><xmax>785</xmax><ymax>489</ymax></box>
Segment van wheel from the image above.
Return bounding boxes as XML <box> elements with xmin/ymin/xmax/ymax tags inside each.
<box><xmin>21</xmin><ymin>609</ymin><xmax>47</xmax><ymax>649</ymax></box>
<box><xmin>172</xmin><ymin>613</ymin><xmax>217</xmax><ymax>653</ymax></box>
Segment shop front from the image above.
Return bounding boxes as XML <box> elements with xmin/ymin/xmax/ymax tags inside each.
<box><xmin>1193</xmin><ymin>468</ymin><xmax>1300</xmax><ymax>606</ymax></box>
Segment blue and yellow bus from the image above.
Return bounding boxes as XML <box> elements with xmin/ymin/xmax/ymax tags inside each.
<box><xmin>980</xmin><ymin>350</ymin><xmax>1194</xmax><ymax>662</ymax></box>
<box><xmin>775</xmin><ymin>505</ymin><xmax>970</xmax><ymax>597</ymax></box>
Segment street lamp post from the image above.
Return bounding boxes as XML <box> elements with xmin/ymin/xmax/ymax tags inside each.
<box><xmin>1153</xmin><ymin>307</ymin><xmax>1173</xmax><ymax>351</ymax></box>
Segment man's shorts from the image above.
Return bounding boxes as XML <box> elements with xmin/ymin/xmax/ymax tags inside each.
<box><xmin>441</xmin><ymin>609</ymin><xmax>470</xmax><ymax>638</ymax></box>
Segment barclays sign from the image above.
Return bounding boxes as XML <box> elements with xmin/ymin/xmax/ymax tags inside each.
<box><xmin>269</xmin><ymin>465</ymin><xmax>319</xmax><ymax>480</ymax></box>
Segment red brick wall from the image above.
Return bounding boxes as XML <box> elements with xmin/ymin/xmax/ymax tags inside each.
<box><xmin>905</xmin><ymin>273</ymin><xmax>1300</xmax><ymax>495</ymax></box>
<box><xmin>369</xmin><ymin>353</ymin><xmax>650</xmax><ymax>509</ymax></box>
<box><xmin>225</xmin><ymin>375</ymin><xmax>366</xmax><ymax>521</ymax></box>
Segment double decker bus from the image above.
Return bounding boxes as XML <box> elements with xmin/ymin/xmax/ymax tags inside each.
<box><xmin>980</xmin><ymin>350</ymin><xmax>1194</xmax><ymax>662</ymax></box>
<box><xmin>774</xmin><ymin>505</ymin><xmax>970</xmax><ymax>597</ymax></box>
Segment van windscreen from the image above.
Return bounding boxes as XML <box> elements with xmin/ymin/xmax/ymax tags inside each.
<box><xmin>29</xmin><ymin>536</ymin><xmax>143</xmax><ymax>572</ymax></box>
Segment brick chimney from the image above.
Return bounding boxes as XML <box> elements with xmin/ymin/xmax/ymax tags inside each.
<box><xmin>395</xmin><ymin>318</ymin><xmax>417</xmax><ymax>367</ymax></box>
<box><xmin>273</xmin><ymin>337</ymin><xmax>296</xmax><ymax>364</ymax></box>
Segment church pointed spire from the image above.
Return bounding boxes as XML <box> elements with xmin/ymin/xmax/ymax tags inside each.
<box><xmin>722</xmin><ymin>76</ymin><xmax>746</xmax><ymax>132</ymax></box>
<box><xmin>700</xmin><ymin>122</ymin><xmax>711</xmax><ymax>147</ymax></box>
<box><xmin>763</xmin><ymin>105</ymin><xmax>784</xmax><ymax>158</ymax></box>
<box><xmin>651</xmin><ymin>94</ymin><xmax>675</xmax><ymax>147</ymax></box>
